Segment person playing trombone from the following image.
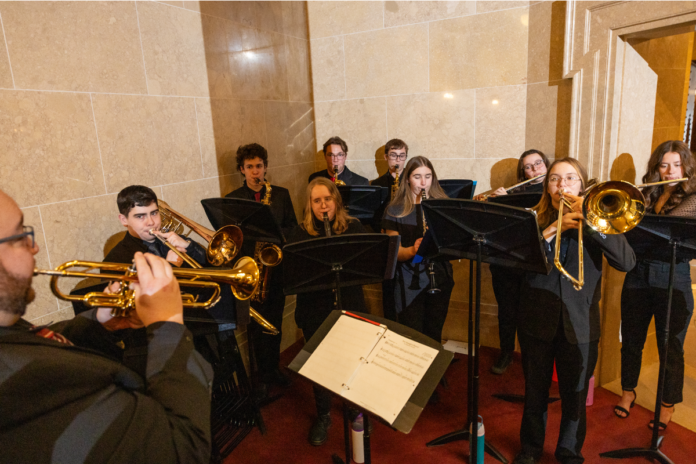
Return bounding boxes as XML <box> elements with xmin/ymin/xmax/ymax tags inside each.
<box><xmin>615</xmin><ymin>140</ymin><xmax>696</xmax><ymax>430</ymax></box>
<box><xmin>513</xmin><ymin>158</ymin><xmax>635</xmax><ymax>464</ymax></box>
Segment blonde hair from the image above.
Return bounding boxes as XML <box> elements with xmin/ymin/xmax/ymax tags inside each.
<box><xmin>387</xmin><ymin>156</ymin><xmax>448</xmax><ymax>218</ymax></box>
<box><xmin>302</xmin><ymin>178</ymin><xmax>356</xmax><ymax>236</ymax></box>
<box><xmin>532</xmin><ymin>157</ymin><xmax>588</xmax><ymax>228</ymax></box>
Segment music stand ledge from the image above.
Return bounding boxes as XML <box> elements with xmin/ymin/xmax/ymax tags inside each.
<box><xmin>421</xmin><ymin>199</ymin><xmax>551</xmax><ymax>464</ymax></box>
<box><xmin>600</xmin><ymin>214</ymin><xmax>696</xmax><ymax>464</ymax></box>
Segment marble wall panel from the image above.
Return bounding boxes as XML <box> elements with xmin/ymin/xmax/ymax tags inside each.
<box><xmin>309</xmin><ymin>36</ymin><xmax>345</xmax><ymax>102</ymax></box>
<box><xmin>160</xmin><ymin>2</ymin><xmax>184</xmax><ymax>8</ymax></box>
<box><xmin>344</xmin><ymin>159</ymin><xmax>384</xmax><ymax>183</ymax></box>
<box><xmin>0</xmin><ymin>2</ymin><xmax>146</xmax><ymax>94</ymax></box>
<box><xmin>307</xmin><ymin>1</ymin><xmax>384</xmax><ymax>40</ymax></box>
<box><xmin>0</xmin><ymin>90</ymin><xmax>104</xmax><ymax>207</ymax></box>
<box><xmin>527</xmin><ymin>1</ymin><xmax>566</xmax><ymax>84</ymax></box>
<box><xmin>430</xmin><ymin>157</ymin><xmax>519</xmax><ymax>194</ymax></box>
<box><xmin>344</xmin><ymin>24</ymin><xmax>428</xmax><ymax>99</ymax></box>
<box><xmin>314</xmin><ymin>98</ymin><xmax>386</xmax><ymax>161</ymax></box>
<box><xmin>199</xmin><ymin>13</ymin><xmax>233</xmax><ymax>99</ymax></box>
<box><xmin>228</xmin><ymin>1</ymin><xmax>286</xmax><ymax>34</ymax></box>
<box><xmin>286</xmin><ymin>36</ymin><xmax>312</xmax><ymax>102</ymax></box>
<box><xmin>264</xmin><ymin>101</ymin><xmax>315</xmax><ymax>168</ymax></box>
<box><xmin>22</xmin><ymin>206</ymin><xmax>60</xmax><ymax>322</ymax></box>
<box><xmin>281</xmin><ymin>162</ymin><xmax>317</xmax><ymax>219</ymax></box>
<box><xmin>526</xmin><ymin>79</ymin><xmax>572</xmax><ymax>157</ymax></box>
<box><xmin>477</xmin><ymin>1</ymin><xmax>530</xmax><ymax>14</ymax></box>
<box><xmin>0</xmin><ymin>15</ymin><xmax>13</xmax><ymax>89</ymax></box>
<box><xmin>92</xmin><ymin>94</ymin><xmax>202</xmax><ymax>193</ymax></box>
<box><xmin>137</xmin><ymin>1</ymin><xmax>209</xmax><ymax>97</ymax></box>
<box><xmin>281</xmin><ymin>1</ymin><xmax>309</xmax><ymax>39</ymax></box>
<box><xmin>196</xmin><ymin>97</ymin><xmax>267</xmax><ymax>177</ymax></box>
<box><xmin>387</xmin><ymin>90</ymin><xmax>475</xmax><ymax>160</ymax></box>
<box><xmin>430</xmin><ymin>8</ymin><xmax>529</xmax><ymax>91</ymax></box>
<box><xmin>383</xmin><ymin>1</ymin><xmax>475</xmax><ymax>27</ymax></box>
<box><xmin>475</xmin><ymin>85</ymin><xmax>527</xmax><ymax>159</ymax></box>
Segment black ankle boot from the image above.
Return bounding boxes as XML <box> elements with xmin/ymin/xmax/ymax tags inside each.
<box><xmin>308</xmin><ymin>413</ymin><xmax>332</xmax><ymax>446</ymax></box>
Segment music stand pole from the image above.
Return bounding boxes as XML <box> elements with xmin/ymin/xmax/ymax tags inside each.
<box><xmin>600</xmin><ymin>241</ymin><xmax>678</xmax><ymax>464</ymax></box>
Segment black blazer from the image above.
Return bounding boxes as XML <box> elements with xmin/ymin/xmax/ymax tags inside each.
<box><xmin>518</xmin><ymin>226</ymin><xmax>635</xmax><ymax>344</ymax></box>
<box><xmin>308</xmin><ymin>167</ymin><xmax>369</xmax><ymax>186</ymax></box>
<box><xmin>370</xmin><ymin>170</ymin><xmax>397</xmax><ymax>188</ymax></box>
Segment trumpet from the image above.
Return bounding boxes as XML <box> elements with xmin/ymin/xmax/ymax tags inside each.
<box><xmin>34</xmin><ymin>258</ymin><xmax>260</xmax><ymax>318</ymax></box>
<box><xmin>555</xmin><ymin>177</ymin><xmax>688</xmax><ymax>290</ymax></box>
<box><xmin>476</xmin><ymin>174</ymin><xmax>546</xmax><ymax>200</ymax></box>
<box><xmin>333</xmin><ymin>165</ymin><xmax>347</xmax><ymax>186</ymax></box>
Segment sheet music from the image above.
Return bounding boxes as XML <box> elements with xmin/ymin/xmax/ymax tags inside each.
<box><xmin>342</xmin><ymin>330</ymin><xmax>438</xmax><ymax>424</ymax></box>
<box><xmin>298</xmin><ymin>315</ymin><xmax>386</xmax><ymax>394</ymax></box>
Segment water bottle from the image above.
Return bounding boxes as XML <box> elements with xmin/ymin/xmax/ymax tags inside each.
<box><xmin>351</xmin><ymin>413</ymin><xmax>364</xmax><ymax>463</ymax></box>
<box><xmin>586</xmin><ymin>375</ymin><xmax>595</xmax><ymax>406</ymax></box>
<box><xmin>469</xmin><ymin>415</ymin><xmax>484</xmax><ymax>464</ymax></box>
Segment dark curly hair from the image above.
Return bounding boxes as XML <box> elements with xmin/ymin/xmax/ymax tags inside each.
<box><xmin>117</xmin><ymin>185</ymin><xmax>158</xmax><ymax>216</ymax></box>
<box><xmin>642</xmin><ymin>140</ymin><xmax>696</xmax><ymax>213</ymax></box>
<box><xmin>235</xmin><ymin>143</ymin><xmax>268</xmax><ymax>171</ymax></box>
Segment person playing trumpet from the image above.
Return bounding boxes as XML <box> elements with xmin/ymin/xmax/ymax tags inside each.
<box><xmin>225</xmin><ymin>143</ymin><xmax>298</xmax><ymax>391</ymax></box>
<box><xmin>615</xmin><ymin>140</ymin><xmax>696</xmax><ymax>430</ymax></box>
<box><xmin>0</xmin><ymin>188</ymin><xmax>214</xmax><ymax>463</ymax></box>
<box><xmin>512</xmin><ymin>158</ymin><xmax>635</xmax><ymax>464</ymax></box>
<box><xmin>487</xmin><ymin>150</ymin><xmax>550</xmax><ymax>374</ymax></box>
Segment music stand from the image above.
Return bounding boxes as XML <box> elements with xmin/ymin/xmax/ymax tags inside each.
<box><xmin>289</xmin><ymin>310</ymin><xmax>453</xmax><ymax>464</ymax></box>
<box><xmin>202</xmin><ymin>197</ymin><xmax>285</xmax><ymax>245</ymax></box>
<box><xmin>421</xmin><ymin>199</ymin><xmax>552</xmax><ymax>464</ymax></box>
<box><xmin>488</xmin><ymin>192</ymin><xmax>542</xmax><ymax>209</ymax></box>
<box><xmin>600</xmin><ymin>214</ymin><xmax>696</xmax><ymax>464</ymax></box>
<box><xmin>440</xmin><ymin>179</ymin><xmax>477</xmax><ymax>200</ymax></box>
<box><xmin>336</xmin><ymin>185</ymin><xmax>388</xmax><ymax>231</ymax></box>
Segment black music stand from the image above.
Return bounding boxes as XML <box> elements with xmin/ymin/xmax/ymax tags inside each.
<box><xmin>337</xmin><ymin>185</ymin><xmax>388</xmax><ymax>230</ymax></box>
<box><xmin>600</xmin><ymin>214</ymin><xmax>696</xmax><ymax>464</ymax></box>
<box><xmin>202</xmin><ymin>197</ymin><xmax>285</xmax><ymax>245</ymax></box>
<box><xmin>488</xmin><ymin>192</ymin><xmax>542</xmax><ymax>209</ymax></box>
<box><xmin>283</xmin><ymin>234</ymin><xmax>400</xmax><ymax>464</ymax></box>
<box><xmin>440</xmin><ymin>179</ymin><xmax>477</xmax><ymax>200</ymax></box>
<box><xmin>289</xmin><ymin>310</ymin><xmax>453</xmax><ymax>464</ymax></box>
<box><xmin>421</xmin><ymin>199</ymin><xmax>552</xmax><ymax>464</ymax></box>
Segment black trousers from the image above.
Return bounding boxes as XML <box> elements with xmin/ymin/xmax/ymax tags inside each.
<box><xmin>519</xmin><ymin>324</ymin><xmax>598</xmax><ymax>464</ymax></box>
<box><xmin>395</xmin><ymin>265</ymin><xmax>454</xmax><ymax>343</ymax></box>
<box><xmin>490</xmin><ymin>265</ymin><xmax>525</xmax><ymax>353</ymax></box>
<box><xmin>620</xmin><ymin>260</ymin><xmax>694</xmax><ymax>404</ymax></box>
<box><xmin>249</xmin><ymin>277</ymin><xmax>286</xmax><ymax>378</ymax></box>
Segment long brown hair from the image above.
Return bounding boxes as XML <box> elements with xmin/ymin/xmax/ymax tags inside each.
<box><xmin>387</xmin><ymin>156</ymin><xmax>448</xmax><ymax>218</ymax></box>
<box><xmin>532</xmin><ymin>157</ymin><xmax>588</xmax><ymax>228</ymax></box>
<box><xmin>641</xmin><ymin>140</ymin><xmax>696</xmax><ymax>213</ymax></box>
<box><xmin>302</xmin><ymin>178</ymin><xmax>356</xmax><ymax>236</ymax></box>
<box><xmin>516</xmin><ymin>149</ymin><xmax>550</xmax><ymax>182</ymax></box>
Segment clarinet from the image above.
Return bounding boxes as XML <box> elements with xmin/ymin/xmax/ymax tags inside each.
<box><xmin>421</xmin><ymin>189</ymin><xmax>441</xmax><ymax>294</ymax></box>
<box><xmin>323</xmin><ymin>212</ymin><xmax>332</xmax><ymax>236</ymax></box>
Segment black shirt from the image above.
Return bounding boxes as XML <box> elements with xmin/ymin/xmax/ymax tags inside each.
<box><xmin>371</xmin><ymin>170</ymin><xmax>397</xmax><ymax>188</ymax></box>
<box><xmin>308</xmin><ymin>167</ymin><xmax>369</xmax><ymax>186</ymax></box>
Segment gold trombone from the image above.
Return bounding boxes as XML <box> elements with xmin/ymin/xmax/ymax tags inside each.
<box><xmin>555</xmin><ymin>177</ymin><xmax>688</xmax><ymax>290</ymax></box>
<box><xmin>34</xmin><ymin>258</ymin><xmax>260</xmax><ymax>318</ymax></box>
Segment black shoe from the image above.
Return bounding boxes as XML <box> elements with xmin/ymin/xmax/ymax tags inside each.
<box><xmin>309</xmin><ymin>413</ymin><xmax>332</xmax><ymax>446</ymax></box>
<box><xmin>512</xmin><ymin>452</ymin><xmax>538</xmax><ymax>464</ymax></box>
<box><xmin>262</xmin><ymin>368</ymin><xmax>291</xmax><ymax>387</ymax></box>
<box><xmin>491</xmin><ymin>351</ymin><xmax>513</xmax><ymax>375</ymax></box>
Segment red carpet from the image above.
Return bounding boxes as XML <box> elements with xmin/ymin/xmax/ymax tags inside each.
<box><xmin>227</xmin><ymin>342</ymin><xmax>695</xmax><ymax>463</ymax></box>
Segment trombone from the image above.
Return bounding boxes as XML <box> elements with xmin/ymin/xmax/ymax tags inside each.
<box><xmin>476</xmin><ymin>174</ymin><xmax>546</xmax><ymax>200</ymax></box>
<box><xmin>555</xmin><ymin>177</ymin><xmax>687</xmax><ymax>290</ymax></box>
<box><xmin>34</xmin><ymin>258</ymin><xmax>259</xmax><ymax>318</ymax></box>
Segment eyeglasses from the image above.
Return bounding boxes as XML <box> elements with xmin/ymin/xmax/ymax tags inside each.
<box><xmin>388</xmin><ymin>153</ymin><xmax>407</xmax><ymax>161</ymax></box>
<box><xmin>0</xmin><ymin>226</ymin><xmax>35</xmax><ymax>248</ymax></box>
<box><xmin>327</xmin><ymin>153</ymin><xmax>346</xmax><ymax>160</ymax></box>
<box><xmin>548</xmin><ymin>175</ymin><xmax>581</xmax><ymax>186</ymax></box>
<box><xmin>524</xmin><ymin>159</ymin><xmax>545</xmax><ymax>171</ymax></box>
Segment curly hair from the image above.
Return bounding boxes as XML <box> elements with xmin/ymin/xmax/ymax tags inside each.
<box><xmin>235</xmin><ymin>143</ymin><xmax>268</xmax><ymax>171</ymax></box>
<box><xmin>641</xmin><ymin>140</ymin><xmax>696</xmax><ymax>213</ymax></box>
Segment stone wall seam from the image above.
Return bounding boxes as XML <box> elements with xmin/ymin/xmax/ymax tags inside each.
<box><xmin>0</xmin><ymin>11</ymin><xmax>15</xmax><ymax>89</ymax></box>
<box><xmin>89</xmin><ymin>93</ymin><xmax>109</xmax><ymax>195</ymax></box>
<box><xmin>134</xmin><ymin>1</ymin><xmax>150</xmax><ymax>96</ymax></box>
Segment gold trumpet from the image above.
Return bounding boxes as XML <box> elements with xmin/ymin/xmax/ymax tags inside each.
<box><xmin>34</xmin><ymin>258</ymin><xmax>260</xmax><ymax>318</ymax></box>
<box><xmin>476</xmin><ymin>174</ymin><xmax>546</xmax><ymax>200</ymax></box>
<box><xmin>555</xmin><ymin>177</ymin><xmax>688</xmax><ymax>290</ymax></box>
<box><xmin>333</xmin><ymin>165</ymin><xmax>347</xmax><ymax>186</ymax></box>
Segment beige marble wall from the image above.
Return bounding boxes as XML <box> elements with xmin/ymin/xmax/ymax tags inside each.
<box><xmin>307</xmin><ymin>0</ymin><xmax>571</xmax><ymax>348</ymax></box>
<box><xmin>0</xmin><ymin>1</ymin><xmax>312</xmax><ymax>355</ymax></box>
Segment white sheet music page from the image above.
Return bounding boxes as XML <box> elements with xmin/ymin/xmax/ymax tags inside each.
<box><xmin>298</xmin><ymin>315</ymin><xmax>386</xmax><ymax>395</ymax></box>
<box><xmin>342</xmin><ymin>330</ymin><xmax>438</xmax><ymax>424</ymax></box>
